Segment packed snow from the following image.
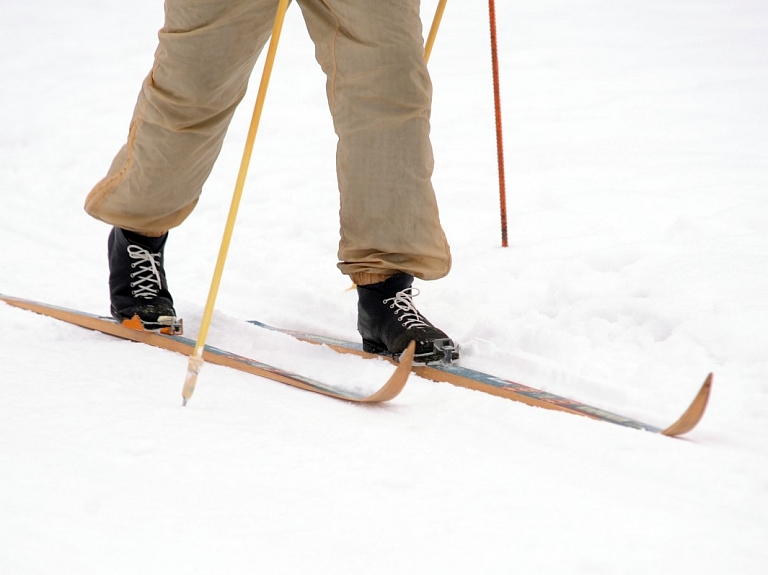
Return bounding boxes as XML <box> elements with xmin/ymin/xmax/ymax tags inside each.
<box><xmin>1</xmin><ymin>0</ymin><xmax>767</xmax><ymax>573</ymax></box>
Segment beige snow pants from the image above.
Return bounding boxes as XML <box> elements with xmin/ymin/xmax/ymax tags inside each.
<box><xmin>84</xmin><ymin>0</ymin><xmax>451</xmax><ymax>281</ymax></box>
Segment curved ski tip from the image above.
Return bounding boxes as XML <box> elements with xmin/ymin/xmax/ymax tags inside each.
<box><xmin>364</xmin><ymin>341</ymin><xmax>416</xmax><ymax>403</ymax></box>
<box><xmin>399</xmin><ymin>340</ymin><xmax>416</xmax><ymax>371</ymax></box>
<box><xmin>661</xmin><ymin>372</ymin><xmax>713</xmax><ymax>437</ymax></box>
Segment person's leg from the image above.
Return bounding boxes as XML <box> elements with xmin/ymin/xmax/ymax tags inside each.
<box><xmin>91</xmin><ymin>0</ymin><xmax>280</xmax><ymax>328</ymax></box>
<box><xmin>298</xmin><ymin>0</ymin><xmax>456</xmax><ymax>361</ymax></box>
<box><xmin>85</xmin><ymin>0</ymin><xmax>280</xmax><ymax>235</ymax></box>
<box><xmin>297</xmin><ymin>0</ymin><xmax>452</xmax><ymax>284</ymax></box>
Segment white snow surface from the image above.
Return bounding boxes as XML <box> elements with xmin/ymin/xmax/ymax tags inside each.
<box><xmin>1</xmin><ymin>1</ymin><xmax>767</xmax><ymax>573</ymax></box>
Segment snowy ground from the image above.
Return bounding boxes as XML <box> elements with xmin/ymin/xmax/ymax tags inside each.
<box><xmin>1</xmin><ymin>0</ymin><xmax>767</xmax><ymax>573</ymax></box>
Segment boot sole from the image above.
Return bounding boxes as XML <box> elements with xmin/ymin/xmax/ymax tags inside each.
<box><xmin>363</xmin><ymin>338</ymin><xmax>459</xmax><ymax>365</ymax></box>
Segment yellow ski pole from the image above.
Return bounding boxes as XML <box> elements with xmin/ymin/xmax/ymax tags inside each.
<box><xmin>424</xmin><ymin>0</ymin><xmax>448</xmax><ymax>63</ymax></box>
<box><xmin>182</xmin><ymin>0</ymin><xmax>291</xmax><ymax>406</ymax></box>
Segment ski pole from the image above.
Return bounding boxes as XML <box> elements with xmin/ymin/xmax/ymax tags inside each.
<box><xmin>424</xmin><ymin>0</ymin><xmax>448</xmax><ymax>63</ymax></box>
<box><xmin>182</xmin><ymin>0</ymin><xmax>291</xmax><ymax>406</ymax></box>
<box><xmin>488</xmin><ymin>0</ymin><xmax>508</xmax><ymax>247</ymax></box>
<box><xmin>428</xmin><ymin>1</ymin><xmax>509</xmax><ymax>246</ymax></box>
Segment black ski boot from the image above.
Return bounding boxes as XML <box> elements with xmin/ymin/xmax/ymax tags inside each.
<box><xmin>357</xmin><ymin>273</ymin><xmax>458</xmax><ymax>364</ymax></box>
<box><xmin>108</xmin><ymin>227</ymin><xmax>181</xmax><ymax>334</ymax></box>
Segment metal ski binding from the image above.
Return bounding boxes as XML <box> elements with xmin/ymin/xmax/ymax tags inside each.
<box><xmin>121</xmin><ymin>314</ymin><xmax>184</xmax><ymax>336</ymax></box>
<box><xmin>433</xmin><ymin>338</ymin><xmax>458</xmax><ymax>365</ymax></box>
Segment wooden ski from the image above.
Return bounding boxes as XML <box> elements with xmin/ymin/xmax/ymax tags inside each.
<box><xmin>248</xmin><ymin>320</ymin><xmax>713</xmax><ymax>437</ymax></box>
<box><xmin>0</xmin><ymin>294</ymin><xmax>413</xmax><ymax>403</ymax></box>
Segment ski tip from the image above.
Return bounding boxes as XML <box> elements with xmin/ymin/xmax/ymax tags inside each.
<box><xmin>363</xmin><ymin>341</ymin><xmax>416</xmax><ymax>403</ymax></box>
<box><xmin>661</xmin><ymin>372</ymin><xmax>713</xmax><ymax>437</ymax></box>
<box><xmin>400</xmin><ymin>340</ymin><xmax>416</xmax><ymax>370</ymax></box>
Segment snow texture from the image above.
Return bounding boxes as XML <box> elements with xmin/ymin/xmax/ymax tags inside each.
<box><xmin>1</xmin><ymin>0</ymin><xmax>767</xmax><ymax>573</ymax></box>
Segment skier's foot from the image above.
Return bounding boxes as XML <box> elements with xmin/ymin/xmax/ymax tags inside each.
<box><xmin>357</xmin><ymin>273</ymin><xmax>458</xmax><ymax>364</ymax></box>
<box><xmin>108</xmin><ymin>227</ymin><xmax>181</xmax><ymax>334</ymax></box>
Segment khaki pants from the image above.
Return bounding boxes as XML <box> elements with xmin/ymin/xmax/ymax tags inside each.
<box><xmin>85</xmin><ymin>0</ymin><xmax>451</xmax><ymax>281</ymax></box>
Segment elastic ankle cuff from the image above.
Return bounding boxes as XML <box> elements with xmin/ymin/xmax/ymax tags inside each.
<box><xmin>350</xmin><ymin>272</ymin><xmax>398</xmax><ymax>287</ymax></box>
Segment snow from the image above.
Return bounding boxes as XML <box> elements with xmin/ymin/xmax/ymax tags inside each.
<box><xmin>1</xmin><ymin>0</ymin><xmax>767</xmax><ymax>572</ymax></box>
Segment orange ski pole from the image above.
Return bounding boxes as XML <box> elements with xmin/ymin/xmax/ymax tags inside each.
<box><xmin>488</xmin><ymin>0</ymin><xmax>509</xmax><ymax>247</ymax></box>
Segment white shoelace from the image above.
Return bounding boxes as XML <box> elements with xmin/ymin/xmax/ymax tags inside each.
<box><xmin>127</xmin><ymin>245</ymin><xmax>163</xmax><ymax>299</ymax></box>
<box><xmin>383</xmin><ymin>288</ymin><xmax>430</xmax><ymax>330</ymax></box>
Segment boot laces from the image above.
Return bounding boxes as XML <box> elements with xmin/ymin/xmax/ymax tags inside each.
<box><xmin>383</xmin><ymin>288</ymin><xmax>429</xmax><ymax>330</ymax></box>
<box><xmin>127</xmin><ymin>245</ymin><xmax>163</xmax><ymax>300</ymax></box>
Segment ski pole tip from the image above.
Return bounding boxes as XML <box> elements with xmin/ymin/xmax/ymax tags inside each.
<box><xmin>181</xmin><ymin>353</ymin><xmax>205</xmax><ymax>406</ymax></box>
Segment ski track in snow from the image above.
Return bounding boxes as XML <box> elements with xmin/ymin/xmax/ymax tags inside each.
<box><xmin>1</xmin><ymin>0</ymin><xmax>767</xmax><ymax>573</ymax></box>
